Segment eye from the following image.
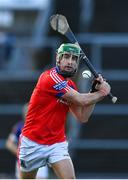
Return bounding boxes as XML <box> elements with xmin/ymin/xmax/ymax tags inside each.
<box><xmin>72</xmin><ymin>55</ymin><xmax>79</xmax><ymax>62</ymax></box>
<box><xmin>63</xmin><ymin>53</ymin><xmax>70</xmax><ymax>59</ymax></box>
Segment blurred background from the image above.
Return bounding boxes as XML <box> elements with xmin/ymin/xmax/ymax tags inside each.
<box><xmin>0</xmin><ymin>0</ymin><xmax>128</xmax><ymax>178</ymax></box>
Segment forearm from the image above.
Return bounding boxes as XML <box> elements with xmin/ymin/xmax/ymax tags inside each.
<box><xmin>82</xmin><ymin>91</ymin><xmax>104</xmax><ymax>105</ymax></box>
<box><xmin>6</xmin><ymin>139</ymin><xmax>17</xmax><ymax>156</ymax></box>
<box><xmin>64</xmin><ymin>89</ymin><xmax>104</xmax><ymax>106</ymax></box>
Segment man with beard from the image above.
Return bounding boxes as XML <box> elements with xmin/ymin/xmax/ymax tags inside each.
<box><xmin>18</xmin><ymin>43</ymin><xmax>111</xmax><ymax>179</ymax></box>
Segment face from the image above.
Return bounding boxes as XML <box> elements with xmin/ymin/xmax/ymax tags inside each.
<box><xmin>58</xmin><ymin>52</ymin><xmax>79</xmax><ymax>73</ymax></box>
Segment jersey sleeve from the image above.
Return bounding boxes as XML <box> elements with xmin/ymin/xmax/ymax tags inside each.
<box><xmin>39</xmin><ymin>70</ymin><xmax>77</xmax><ymax>98</ymax></box>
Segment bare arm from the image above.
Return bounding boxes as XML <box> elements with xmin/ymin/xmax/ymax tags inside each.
<box><xmin>62</xmin><ymin>77</ymin><xmax>111</xmax><ymax>122</ymax></box>
<box><xmin>63</xmin><ymin>89</ymin><xmax>102</xmax><ymax>122</ymax></box>
<box><xmin>6</xmin><ymin>135</ymin><xmax>17</xmax><ymax>156</ymax></box>
<box><xmin>69</xmin><ymin>102</ymin><xmax>95</xmax><ymax>123</ymax></box>
<box><xmin>63</xmin><ymin>89</ymin><xmax>105</xmax><ymax>106</ymax></box>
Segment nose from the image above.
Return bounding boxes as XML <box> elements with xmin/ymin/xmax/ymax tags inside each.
<box><xmin>67</xmin><ymin>56</ymin><xmax>72</xmax><ymax>64</ymax></box>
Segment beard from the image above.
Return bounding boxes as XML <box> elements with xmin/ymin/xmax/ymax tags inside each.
<box><xmin>56</xmin><ymin>66</ymin><xmax>77</xmax><ymax>78</ymax></box>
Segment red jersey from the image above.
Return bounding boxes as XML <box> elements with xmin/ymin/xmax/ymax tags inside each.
<box><xmin>22</xmin><ymin>67</ymin><xmax>77</xmax><ymax>145</ymax></box>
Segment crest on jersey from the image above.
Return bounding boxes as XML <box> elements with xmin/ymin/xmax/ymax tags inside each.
<box><xmin>53</xmin><ymin>81</ymin><xmax>67</xmax><ymax>91</ymax></box>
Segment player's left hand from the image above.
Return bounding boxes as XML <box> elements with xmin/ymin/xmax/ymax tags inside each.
<box><xmin>96</xmin><ymin>74</ymin><xmax>111</xmax><ymax>96</ymax></box>
<box><xmin>90</xmin><ymin>79</ymin><xmax>99</xmax><ymax>93</ymax></box>
<box><xmin>90</xmin><ymin>74</ymin><xmax>104</xmax><ymax>93</ymax></box>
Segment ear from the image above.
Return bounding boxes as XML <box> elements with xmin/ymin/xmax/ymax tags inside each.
<box><xmin>56</xmin><ymin>54</ymin><xmax>59</xmax><ymax>63</ymax></box>
<box><xmin>56</xmin><ymin>54</ymin><xmax>62</xmax><ymax>64</ymax></box>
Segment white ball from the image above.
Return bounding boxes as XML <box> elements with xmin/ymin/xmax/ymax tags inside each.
<box><xmin>82</xmin><ymin>70</ymin><xmax>91</xmax><ymax>79</ymax></box>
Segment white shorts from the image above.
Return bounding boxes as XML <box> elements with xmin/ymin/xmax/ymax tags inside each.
<box><xmin>18</xmin><ymin>136</ymin><xmax>70</xmax><ymax>172</ymax></box>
